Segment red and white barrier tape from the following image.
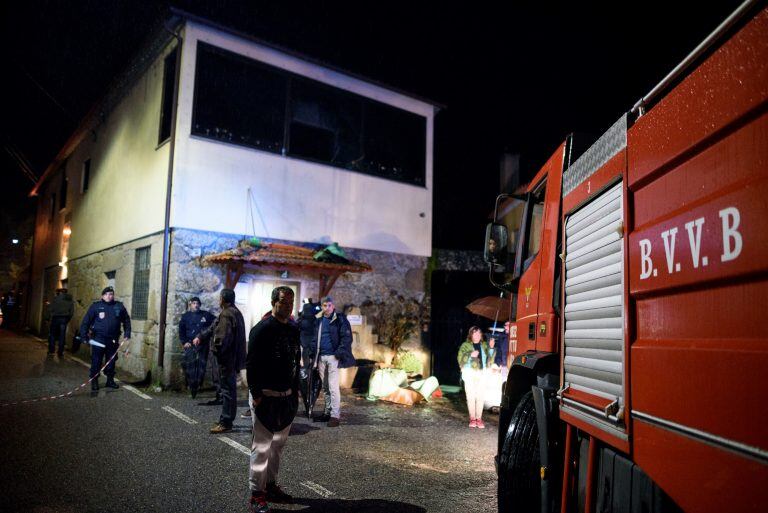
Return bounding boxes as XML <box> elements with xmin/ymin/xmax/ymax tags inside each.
<box><xmin>0</xmin><ymin>337</ymin><xmax>131</xmax><ymax>407</ymax></box>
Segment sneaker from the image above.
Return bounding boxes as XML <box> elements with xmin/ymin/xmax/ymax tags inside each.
<box><xmin>265</xmin><ymin>482</ymin><xmax>293</xmax><ymax>504</ymax></box>
<box><xmin>105</xmin><ymin>378</ymin><xmax>119</xmax><ymax>389</ymax></box>
<box><xmin>312</xmin><ymin>413</ymin><xmax>330</xmax><ymax>423</ymax></box>
<box><xmin>209</xmin><ymin>423</ymin><xmax>232</xmax><ymax>434</ymax></box>
<box><xmin>469</xmin><ymin>418</ymin><xmax>477</xmax><ymax>428</ymax></box>
<box><xmin>248</xmin><ymin>493</ymin><xmax>270</xmax><ymax>513</ymax></box>
<box><xmin>241</xmin><ymin>409</ymin><xmax>252</xmax><ymax>419</ymax></box>
<box><xmin>476</xmin><ymin>419</ymin><xmax>486</xmax><ymax>429</ymax></box>
<box><xmin>327</xmin><ymin>417</ymin><xmax>340</xmax><ymax>427</ymax></box>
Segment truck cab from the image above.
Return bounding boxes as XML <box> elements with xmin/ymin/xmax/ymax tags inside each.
<box><xmin>486</xmin><ymin>3</ymin><xmax>768</xmax><ymax>512</ymax></box>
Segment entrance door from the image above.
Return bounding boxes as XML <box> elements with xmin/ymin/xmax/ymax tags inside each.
<box><xmin>235</xmin><ymin>279</ymin><xmax>299</xmax><ymax>330</ymax></box>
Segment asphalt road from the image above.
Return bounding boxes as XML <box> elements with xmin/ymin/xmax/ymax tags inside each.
<box><xmin>0</xmin><ymin>330</ymin><xmax>499</xmax><ymax>513</ymax></box>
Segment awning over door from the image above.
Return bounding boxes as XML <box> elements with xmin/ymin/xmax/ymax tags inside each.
<box><xmin>203</xmin><ymin>241</ymin><xmax>372</xmax><ymax>298</ymax></box>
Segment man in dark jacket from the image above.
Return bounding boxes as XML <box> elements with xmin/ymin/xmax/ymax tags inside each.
<box><xmin>48</xmin><ymin>288</ymin><xmax>74</xmax><ymax>356</ymax></box>
<box><xmin>246</xmin><ymin>286</ymin><xmax>300</xmax><ymax>512</ymax></box>
<box><xmin>79</xmin><ymin>286</ymin><xmax>131</xmax><ymax>391</ymax></box>
<box><xmin>310</xmin><ymin>296</ymin><xmax>354</xmax><ymax>427</ymax></box>
<box><xmin>179</xmin><ymin>296</ymin><xmax>216</xmax><ymax>398</ymax></box>
<box><xmin>195</xmin><ymin>288</ymin><xmax>246</xmax><ymax>434</ymax></box>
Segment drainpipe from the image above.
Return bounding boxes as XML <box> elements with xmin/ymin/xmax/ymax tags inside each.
<box><xmin>157</xmin><ymin>23</ymin><xmax>183</xmax><ymax>377</ymax></box>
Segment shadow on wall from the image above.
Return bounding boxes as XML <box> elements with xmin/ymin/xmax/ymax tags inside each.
<box><xmin>356</xmin><ymin>232</ymin><xmax>414</xmax><ymax>254</ymax></box>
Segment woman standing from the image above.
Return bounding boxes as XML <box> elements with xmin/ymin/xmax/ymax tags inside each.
<box><xmin>457</xmin><ymin>326</ymin><xmax>496</xmax><ymax>428</ymax></box>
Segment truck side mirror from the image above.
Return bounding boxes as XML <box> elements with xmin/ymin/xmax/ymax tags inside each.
<box><xmin>484</xmin><ymin>223</ymin><xmax>509</xmax><ymax>266</ymax></box>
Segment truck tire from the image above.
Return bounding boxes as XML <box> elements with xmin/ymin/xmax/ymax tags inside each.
<box><xmin>498</xmin><ymin>390</ymin><xmax>540</xmax><ymax>513</ymax></box>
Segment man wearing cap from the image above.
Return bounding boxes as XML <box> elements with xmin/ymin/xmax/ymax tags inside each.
<box><xmin>79</xmin><ymin>286</ymin><xmax>131</xmax><ymax>391</ymax></box>
<box><xmin>310</xmin><ymin>296</ymin><xmax>355</xmax><ymax>427</ymax></box>
<box><xmin>179</xmin><ymin>297</ymin><xmax>216</xmax><ymax>398</ymax></box>
<box><xmin>194</xmin><ymin>288</ymin><xmax>246</xmax><ymax>434</ymax></box>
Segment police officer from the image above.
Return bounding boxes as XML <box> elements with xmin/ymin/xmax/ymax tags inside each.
<box><xmin>79</xmin><ymin>286</ymin><xmax>131</xmax><ymax>391</ymax></box>
<box><xmin>179</xmin><ymin>296</ymin><xmax>216</xmax><ymax>398</ymax></box>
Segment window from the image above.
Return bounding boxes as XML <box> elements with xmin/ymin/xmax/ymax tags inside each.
<box><xmin>192</xmin><ymin>42</ymin><xmax>427</xmax><ymax>186</ymax></box>
<box><xmin>288</xmin><ymin>79</ymin><xmax>363</xmax><ymax>167</ymax></box>
<box><xmin>131</xmin><ymin>247</ymin><xmax>151</xmax><ymax>320</ymax></box>
<box><xmin>59</xmin><ymin>173</ymin><xmax>68</xmax><ymax>211</ymax></box>
<box><xmin>523</xmin><ymin>181</ymin><xmax>547</xmax><ymax>272</ymax></box>
<box><xmin>159</xmin><ymin>48</ymin><xmax>177</xmax><ymax>144</ymax></box>
<box><xmin>360</xmin><ymin>99</ymin><xmax>426</xmax><ymax>186</ymax></box>
<box><xmin>81</xmin><ymin>159</ymin><xmax>91</xmax><ymax>193</ymax></box>
<box><xmin>193</xmin><ymin>43</ymin><xmax>287</xmax><ymax>153</ymax></box>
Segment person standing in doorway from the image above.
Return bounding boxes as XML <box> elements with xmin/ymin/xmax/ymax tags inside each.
<box><xmin>79</xmin><ymin>286</ymin><xmax>131</xmax><ymax>391</ymax></box>
<box><xmin>457</xmin><ymin>326</ymin><xmax>496</xmax><ymax>428</ymax></box>
<box><xmin>194</xmin><ymin>288</ymin><xmax>246</xmax><ymax>434</ymax></box>
<box><xmin>47</xmin><ymin>288</ymin><xmax>74</xmax><ymax>356</ymax></box>
<box><xmin>246</xmin><ymin>286</ymin><xmax>301</xmax><ymax>512</ymax></box>
<box><xmin>311</xmin><ymin>296</ymin><xmax>354</xmax><ymax>427</ymax></box>
<box><xmin>179</xmin><ymin>296</ymin><xmax>216</xmax><ymax>398</ymax></box>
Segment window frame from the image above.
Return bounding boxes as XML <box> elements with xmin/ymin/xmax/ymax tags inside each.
<box><xmin>81</xmin><ymin>158</ymin><xmax>91</xmax><ymax>194</ymax></box>
<box><xmin>191</xmin><ymin>41</ymin><xmax>427</xmax><ymax>187</ymax></box>
<box><xmin>131</xmin><ymin>247</ymin><xmax>151</xmax><ymax>320</ymax></box>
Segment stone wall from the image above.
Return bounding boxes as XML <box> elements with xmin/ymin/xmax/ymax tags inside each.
<box><xmin>65</xmin><ymin>233</ymin><xmax>164</xmax><ymax>380</ymax></box>
<box><xmin>162</xmin><ymin>228</ymin><xmax>430</xmax><ymax>386</ymax></box>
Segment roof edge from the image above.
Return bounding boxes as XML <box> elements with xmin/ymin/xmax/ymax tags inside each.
<box><xmin>170</xmin><ymin>6</ymin><xmax>445</xmax><ymax>111</ymax></box>
<box><xmin>29</xmin><ymin>14</ymin><xmax>183</xmax><ymax>197</ymax></box>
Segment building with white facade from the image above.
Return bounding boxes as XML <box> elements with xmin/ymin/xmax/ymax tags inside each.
<box><xmin>29</xmin><ymin>11</ymin><xmax>439</xmax><ymax>385</ymax></box>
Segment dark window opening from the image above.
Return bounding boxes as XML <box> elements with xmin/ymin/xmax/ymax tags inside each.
<box><xmin>59</xmin><ymin>173</ymin><xmax>68</xmax><ymax>211</ymax></box>
<box><xmin>159</xmin><ymin>48</ymin><xmax>177</xmax><ymax>144</ymax></box>
<box><xmin>192</xmin><ymin>43</ymin><xmax>287</xmax><ymax>153</ymax></box>
<box><xmin>82</xmin><ymin>159</ymin><xmax>91</xmax><ymax>193</ymax></box>
<box><xmin>288</xmin><ymin>79</ymin><xmax>363</xmax><ymax>167</ymax></box>
<box><xmin>192</xmin><ymin>41</ymin><xmax>426</xmax><ymax>187</ymax></box>
<box><xmin>360</xmin><ymin>100</ymin><xmax>426</xmax><ymax>186</ymax></box>
<box><xmin>131</xmin><ymin>247</ymin><xmax>151</xmax><ymax>320</ymax></box>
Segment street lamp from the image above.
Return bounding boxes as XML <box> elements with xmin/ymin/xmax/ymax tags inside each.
<box><xmin>11</xmin><ymin>239</ymin><xmax>19</xmax><ymax>244</ymax></box>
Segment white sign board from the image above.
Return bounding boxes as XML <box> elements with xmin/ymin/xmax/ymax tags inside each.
<box><xmin>347</xmin><ymin>315</ymin><xmax>363</xmax><ymax>326</ymax></box>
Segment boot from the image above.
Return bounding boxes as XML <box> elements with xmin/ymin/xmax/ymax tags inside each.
<box><xmin>105</xmin><ymin>377</ymin><xmax>119</xmax><ymax>389</ymax></box>
<box><xmin>91</xmin><ymin>378</ymin><xmax>99</xmax><ymax>391</ymax></box>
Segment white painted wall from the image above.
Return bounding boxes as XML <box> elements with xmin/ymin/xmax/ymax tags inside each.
<box><xmin>30</xmin><ymin>42</ymin><xmax>178</xmax><ymax>330</ymax></box>
<box><xmin>170</xmin><ymin>21</ymin><xmax>435</xmax><ymax>257</ymax></box>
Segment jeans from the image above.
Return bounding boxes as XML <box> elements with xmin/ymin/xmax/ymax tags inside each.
<box><xmin>219</xmin><ymin>368</ymin><xmax>237</xmax><ymax>427</ymax></box>
<box><xmin>249</xmin><ymin>391</ymin><xmax>291</xmax><ymax>493</ymax></box>
<box><xmin>48</xmin><ymin>316</ymin><xmax>69</xmax><ymax>354</ymax></box>
<box><xmin>90</xmin><ymin>340</ymin><xmax>118</xmax><ymax>379</ymax></box>
<box><xmin>317</xmin><ymin>355</ymin><xmax>340</xmax><ymax>418</ymax></box>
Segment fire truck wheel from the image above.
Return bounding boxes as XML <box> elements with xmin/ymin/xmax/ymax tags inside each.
<box><xmin>498</xmin><ymin>390</ymin><xmax>540</xmax><ymax>513</ymax></box>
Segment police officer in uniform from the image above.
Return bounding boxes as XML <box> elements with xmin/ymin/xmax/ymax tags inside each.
<box><xmin>79</xmin><ymin>286</ymin><xmax>131</xmax><ymax>391</ymax></box>
<box><xmin>179</xmin><ymin>296</ymin><xmax>216</xmax><ymax>398</ymax></box>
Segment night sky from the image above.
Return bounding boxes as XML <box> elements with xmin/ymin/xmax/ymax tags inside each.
<box><xmin>0</xmin><ymin>0</ymin><xmax>746</xmax><ymax>251</ymax></box>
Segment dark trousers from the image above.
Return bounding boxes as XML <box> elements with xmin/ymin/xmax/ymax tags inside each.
<box><xmin>48</xmin><ymin>316</ymin><xmax>69</xmax><ymax>354</ymax></box>
<box><xmin>209</xmin><ymin>348</ymin><xmax>221</xmax><ymax>399</ymax></box>
<box><xmin>219</xmin><ymin>368</ymin><xmax>237</xmax><ymax>427</ymax></box>
<box><xmin>182</xmin><ymin>345</ymin><xmax>209</xmax><ymax>392</ymax></box>
<box><xmin>90</xmin><ymin>341</ymin><xmax>118</xmax><ymax>380</ymax></box>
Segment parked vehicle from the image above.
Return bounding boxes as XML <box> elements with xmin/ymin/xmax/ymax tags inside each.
<box><xmin>485</xmin><ymin>2</ymin><xmax>768</xmax><ymax>511</ymax></box>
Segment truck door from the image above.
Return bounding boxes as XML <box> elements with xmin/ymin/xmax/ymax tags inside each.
<box><xmin>514</xmin><ymin>142</ymin><xmax>566</xmax><ymax>355</ymax></box>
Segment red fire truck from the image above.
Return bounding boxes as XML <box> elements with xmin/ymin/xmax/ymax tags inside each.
<box><xmin>485</xmin><ymin>2</ymin><xmax>767</xmax><ymax>512</ymax></box>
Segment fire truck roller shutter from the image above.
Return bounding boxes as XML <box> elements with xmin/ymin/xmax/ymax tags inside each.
<box><xmin>564</xmin><ymin>181</ymin><xmax>625</xmax><ymax>403</ymax></box>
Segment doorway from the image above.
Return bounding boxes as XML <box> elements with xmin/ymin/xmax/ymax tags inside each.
<box><xmin>234</xmin><ymin>278</ymin><xmax>300</xmax><ymax>330</ymax></box>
